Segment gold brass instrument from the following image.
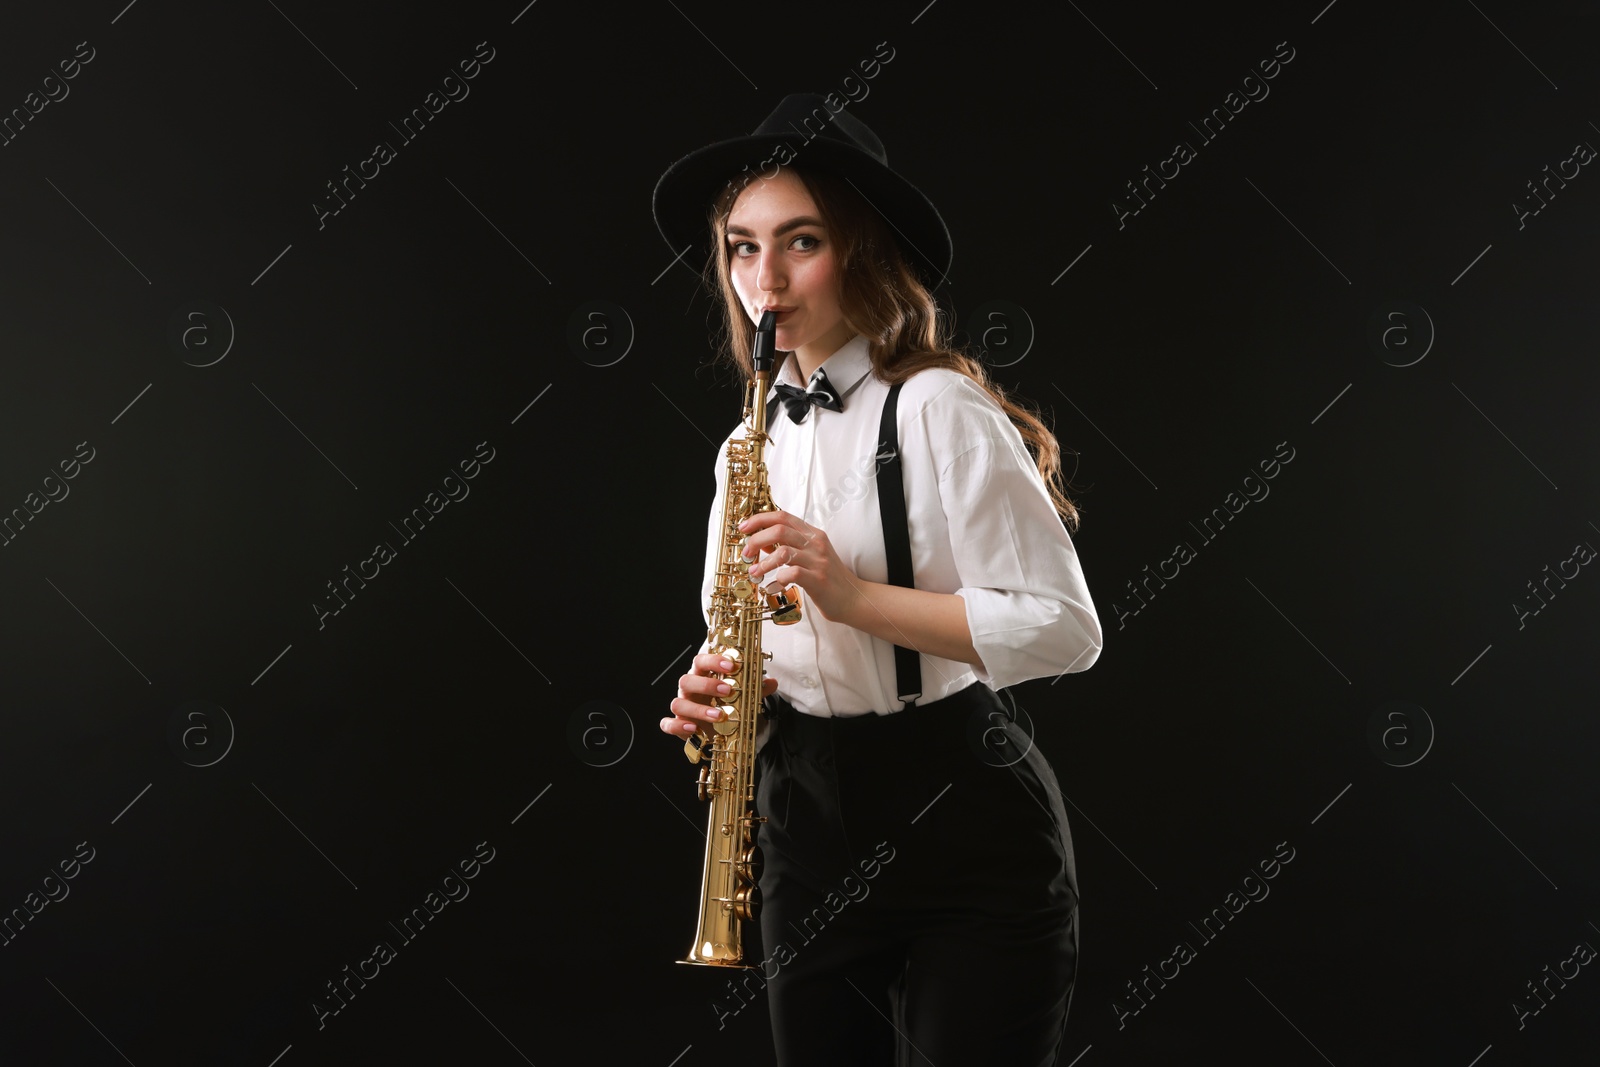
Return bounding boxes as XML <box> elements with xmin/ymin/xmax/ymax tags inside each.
<box><xmin>681</xmin><ymin>309</ymin><xmax>802</xmax><ymax>968</ymax></box>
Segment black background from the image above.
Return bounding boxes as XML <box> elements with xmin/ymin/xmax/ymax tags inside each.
<box><xmin>0</xmin><ymin>1</ymin><xmax>1596</xmax><ymax>1064</ymax></box>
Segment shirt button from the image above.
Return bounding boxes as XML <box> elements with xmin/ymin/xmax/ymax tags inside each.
<box><xmin>803</xmin><ymin>676</ymin><xmax>817</xmax><ymax>687</ymax></box>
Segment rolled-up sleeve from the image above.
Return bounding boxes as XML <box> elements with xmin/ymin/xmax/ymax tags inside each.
<box><xmin>701</xmin><ymin>435</ymin><xmax>730</xmax><ymax>630</ymax></box>
<box><xmin>934</xmin><ymin>392</ymin><xmax>1102</xmax><ymax>690</ymax></box>
<box><xmin>692</xmin><ymin>433</ymin><xmax>737</xmax><ymax>674</ymax></box>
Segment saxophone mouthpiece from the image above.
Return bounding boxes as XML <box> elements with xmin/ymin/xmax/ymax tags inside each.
<box><xmin>752</xmin><ymin>309</ymin><xmax>778</xmax><ymax>373</ymax></box>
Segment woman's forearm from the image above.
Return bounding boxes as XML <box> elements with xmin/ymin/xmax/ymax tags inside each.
<box><xmin>836</xmin><ymin>579</ymin><xmax>986</xmax><ymax>671</ymax></box>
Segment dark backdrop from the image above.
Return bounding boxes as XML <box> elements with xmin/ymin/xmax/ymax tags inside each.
<box><xmin>0</xmin><ymin>1</ymin><xmax>1595</xmax><ymax>1064</ymax></box>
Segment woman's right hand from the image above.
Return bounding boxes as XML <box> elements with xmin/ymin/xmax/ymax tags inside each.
<box><xmin>661</xmin><ymin>651</ymin><xmax>779</xmax><ymax>741</ymax></box>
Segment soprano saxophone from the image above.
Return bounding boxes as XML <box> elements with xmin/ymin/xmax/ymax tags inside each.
<box><xmin>681</xmin><ymin>309</ymin><xmax>802</xmax><ymax>968</ymax></box>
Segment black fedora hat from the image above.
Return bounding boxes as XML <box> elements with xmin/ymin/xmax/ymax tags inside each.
<box><xmin>652</xmin><ymin>92</ymin><xmax>952</xmax><ymax>291</ymax></box>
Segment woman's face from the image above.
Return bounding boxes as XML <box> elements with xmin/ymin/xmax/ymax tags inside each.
<box><xmin>725</xmin><ymin>168</ymin><xmax>855</xmax><ymax>372</ymax></box>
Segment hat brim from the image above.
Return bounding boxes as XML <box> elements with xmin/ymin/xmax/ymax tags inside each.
<box><xmin>652</xmin><ymin>133</ymin><xmax>952</xmax><ymax>291</ymax></box>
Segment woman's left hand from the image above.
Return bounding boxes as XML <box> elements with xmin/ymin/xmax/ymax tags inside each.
<box><xmin>739</xmin><ymin>509</ymin><xmax>863</xmax><ymax>624</ymax></box>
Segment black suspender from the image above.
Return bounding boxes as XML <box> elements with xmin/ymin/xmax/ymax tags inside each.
<box><xmin>764</xmin><ymin>383</ymin><xmax>922</xmax><ymax>707</ymax></box>
<box><xmin>876</xmin><ymin>382</ymin><xmax>921</xmax><ymax>705</ymax></box>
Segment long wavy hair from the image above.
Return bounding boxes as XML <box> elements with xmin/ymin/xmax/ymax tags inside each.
<box><xmin>700</xmin><ymin>163</ymin><xmax>1083</xmax><ymax>532</ymax></box>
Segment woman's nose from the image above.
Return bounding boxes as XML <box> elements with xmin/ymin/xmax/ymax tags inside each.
<box><xmin>756</xmin><ymin>249</ymin><xmax>785</xmax><ymax>291</ymax></box>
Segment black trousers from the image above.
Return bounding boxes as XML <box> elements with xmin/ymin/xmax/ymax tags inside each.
<box><xmin>752</xmin><ymin>680</ymin><xmax>1079</xmax><ymax>1067</ymax></box>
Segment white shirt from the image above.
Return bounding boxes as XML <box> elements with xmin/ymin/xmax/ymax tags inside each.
<box><xmin>698</xmin><ymin>333</ymin><xmax>1101</xmax><ymax>736</ymax></box>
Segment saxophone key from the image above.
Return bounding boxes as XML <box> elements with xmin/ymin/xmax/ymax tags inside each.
<box><xmin>736</xmin><ymin>845</ymin><xmax>762</xmax><ymax>882</ymax></box>
<box><xmin>732</xmin><ymin>883</ymin><xmax>760</xmax><ymax>922</ymax></box>
<box><xmin>767</xmin><ymin>585</ymin><xmax>803</xmax><ymax>624</ymax></box>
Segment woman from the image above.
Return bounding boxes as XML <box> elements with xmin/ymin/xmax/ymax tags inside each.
<box><xmin>653</xmin><ymin>93</ymin><xmax>1103</xmax><ymax>1066</ymax></box>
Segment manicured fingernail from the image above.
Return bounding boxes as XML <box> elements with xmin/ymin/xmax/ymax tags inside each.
<box><xmin>716</xmin><ymin>683</ymin><xmax>731</xmax><ymax>695</ymax></box>
<box><xmin>706</xmin><ymin>708</ymin><xmax>721</xmax><ymax>719</ymax></box>
<box><xmin>685</xmin><ymin>723</ymin><xmax>696</xmax><ymax>733</ymax></box>
<box><xmin>720</xmin><ymin>659</ymin><xmax>734</xmax><ymax>671</ymax></box>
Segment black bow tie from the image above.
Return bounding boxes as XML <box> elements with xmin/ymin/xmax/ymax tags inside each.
<box><xmin>772</xmin><ymin>369</ymin><xmax>844</xmax><ymax>423</ymax></box>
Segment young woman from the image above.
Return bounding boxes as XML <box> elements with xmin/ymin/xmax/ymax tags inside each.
<box><xmin>654</xmin><ymin>93</ymin><xmax>1103</xmax><ymax>1066</ymax></box>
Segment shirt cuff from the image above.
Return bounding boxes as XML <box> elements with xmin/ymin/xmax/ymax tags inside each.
<box><xmin>958</xmin><ymin>586</ymin><xmax>1103</xmax><ymax>690</ymax></box>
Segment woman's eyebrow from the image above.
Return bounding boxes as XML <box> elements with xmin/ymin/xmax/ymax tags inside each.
<box><xmin>726</xmin><ymin>214</ymin><xmax>825</xmax><ymax>238</ymax></box>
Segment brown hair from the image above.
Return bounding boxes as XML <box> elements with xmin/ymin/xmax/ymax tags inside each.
<box><xmin>700</xmin><ymin>163</ymin><xmax>1083</xmax><ymax>532</ymax></box>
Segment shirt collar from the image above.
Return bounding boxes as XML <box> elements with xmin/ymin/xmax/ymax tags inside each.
<box><xmin>767</xmin><ymin>333</ymin><xmax>873</xmax><ymax>407</ymax></box>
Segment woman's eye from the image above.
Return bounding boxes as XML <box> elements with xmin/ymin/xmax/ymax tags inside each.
<box><xmin>731</xmin><ymin>235</ymin><xmax>820</xmax><ymax>256</ymax></box>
